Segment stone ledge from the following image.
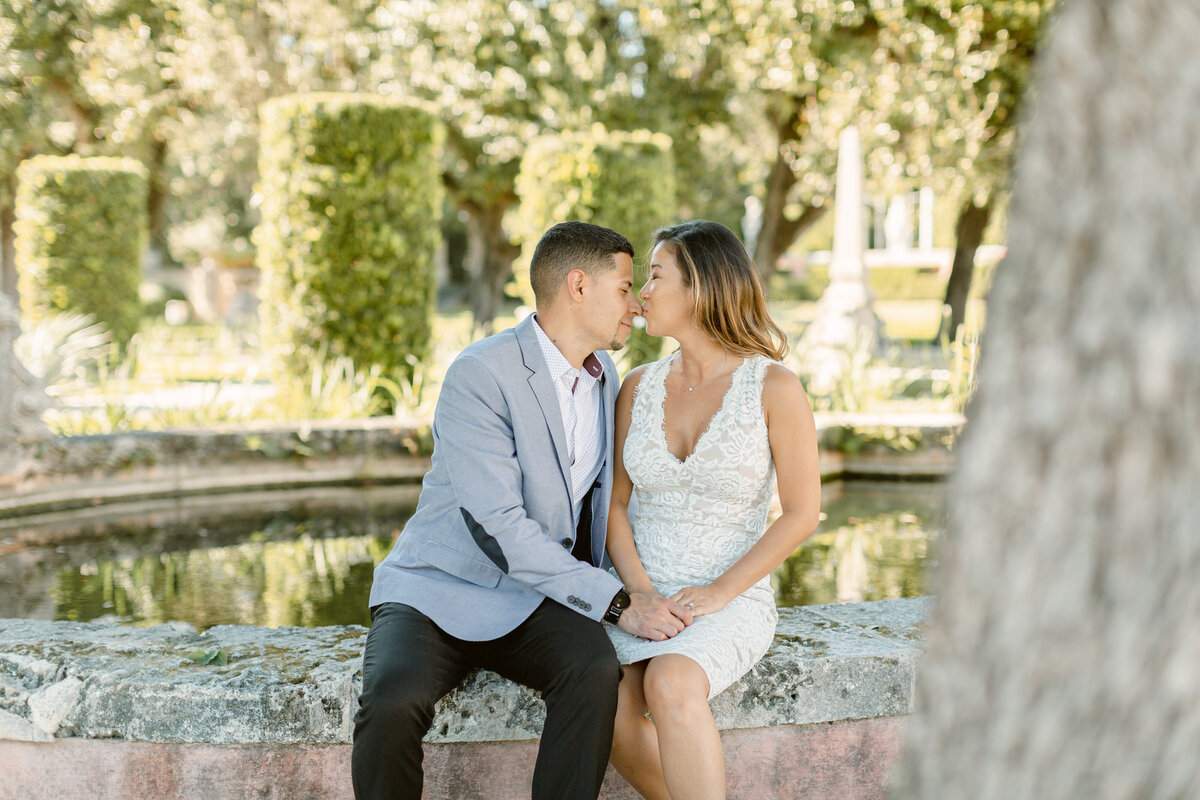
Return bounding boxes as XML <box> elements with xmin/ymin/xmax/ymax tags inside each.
<box><xmin>0</xmin><ymin>598</ymin><xmax>928</xmax><ymax>746</ymax></box>
<box><xmin>0</xmin><ymin>415</ymin><xmax>962</xmax><ymax>518</ymax></box>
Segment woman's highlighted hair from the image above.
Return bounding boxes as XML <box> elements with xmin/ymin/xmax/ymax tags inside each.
<box><xmin>652</xmin><ymin>220</ymin><xmax>787</xmax><ymax>361</ymax></box>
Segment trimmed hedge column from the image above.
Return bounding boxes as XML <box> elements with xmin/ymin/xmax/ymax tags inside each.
<box><xmin>255</xmin><ymin>93</ymin><xmax>442</xmax><ymax>383</ymax></box>
<box><xmin>14</xmin><ymin>156</ymin><xmax>147</xmax><ymax>349</ymax></box>
<box><xmin>512</xmin><ymin>126</ymin><xmax>676</xmax><ymax>367</ymax></box>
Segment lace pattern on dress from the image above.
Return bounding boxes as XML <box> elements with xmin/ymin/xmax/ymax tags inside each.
<box><xmin>608</xmin><ymin>353</ymin><xmax>779</xmax><ymax>699</ymax></box>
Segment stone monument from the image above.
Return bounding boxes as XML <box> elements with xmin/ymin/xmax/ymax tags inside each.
<box><xmin>1</xmin><ymin>292</ymin><xmax>50</xmax><ymax>482</ymax></box>
<box><xmin>800</xmin><ymin>127</ymin><xmax>883</xmax><ymax>387</ymax></box>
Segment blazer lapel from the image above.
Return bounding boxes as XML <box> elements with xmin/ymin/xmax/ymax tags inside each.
<box><xmin>601</xmin><ymin>355</ymin><xmax>617</xmax><ymax>464</ymax></box>
<box><xmin>515</xmin><ymin>316</ymin><xmax>573</xmax><ymax>494</ymax></box>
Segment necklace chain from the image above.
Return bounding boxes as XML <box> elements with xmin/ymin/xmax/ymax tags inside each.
<box><xmin>678</xmin><ymin>351</ymin><xmax>728</xmax><ymax>392</ymax></box>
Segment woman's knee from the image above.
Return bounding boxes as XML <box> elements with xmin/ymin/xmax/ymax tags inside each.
<box><xmin>643</xmin><ymin>657</ymin><xmax>709</xmax><ymax>718</ymax></box>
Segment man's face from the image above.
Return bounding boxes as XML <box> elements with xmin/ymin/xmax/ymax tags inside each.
<box><xmin>584</xmin><ymin>252</ymin><xmax>642</xmax><ymax>351</ymax></box>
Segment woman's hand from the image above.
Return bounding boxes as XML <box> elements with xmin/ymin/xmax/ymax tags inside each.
<box><xmin>669</xmin><ymin>583</ymin><xmax>735</xmax><ymax>617</ymax></box>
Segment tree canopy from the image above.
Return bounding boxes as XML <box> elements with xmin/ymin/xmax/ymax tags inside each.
<box><xmin>2</xmin><ymin>0</ymin><xmax>1052</xmax><ymax>329</ymax></box>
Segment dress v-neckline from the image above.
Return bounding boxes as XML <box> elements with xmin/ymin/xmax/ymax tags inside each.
<box><xmin>659</xmin><ymin>354</ymin><xmax>751</xmax><ymax>466</ymax></box>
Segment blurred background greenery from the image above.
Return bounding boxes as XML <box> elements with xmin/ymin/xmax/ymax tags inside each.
<box><xmin>1</xmin><ymin>0</ymin><xmax>1053</xmax><ymax>429</ymax></box>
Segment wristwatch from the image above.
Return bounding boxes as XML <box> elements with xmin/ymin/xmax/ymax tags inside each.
<box><xmin>603</xmin><ymin>588</ymin><xmax>631</xmax><ymax>624</ymax></box>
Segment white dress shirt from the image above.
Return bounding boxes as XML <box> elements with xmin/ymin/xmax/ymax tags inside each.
<box><xmin>532</xmin><ymin>316</ymin><xmax>605</xmax><ymax>515</ymax></box>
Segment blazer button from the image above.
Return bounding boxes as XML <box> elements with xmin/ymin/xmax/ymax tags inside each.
<box><xmin>561</xmin><ymin>538</ymin><xmax>572</xmax><ymax>549</ymax></box>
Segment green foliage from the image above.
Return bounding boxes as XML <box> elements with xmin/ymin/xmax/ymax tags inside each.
<box><xmin>14</xmin><ymin>155</ymin><xmax>147</xmax><ymax>349</ymax></box>
<box><xmin>511</xmin><ymin>125</ymin><xmax>676</xmax><ymax>368</ymax></box>
<box><xmin>824</xmin><ymin>425</ymin><xmax>926</xmax><ymax>455</ymax></box>
<box><xmin>185</xmin><ymin>648</ymin><xmax>229</xmax><ymax>666</ymax></box>
<box><xmin>254</xmin><ymin>93</ymin><xmax>444</xmax><ymax>387</ymax></box>
<box><xmin>14</xmin><ymin>311</ymin><xmax>112</xmax><ymax>389</ymax></box>
<box><xmin>789</xmin><ymin>322</ymin><xmax>980</xmax><ymax>417</ymax></box>
<box><xmin>263</xmin><ymin>353</ymin><xmax>414</xmax><ymax>422</ymax></box>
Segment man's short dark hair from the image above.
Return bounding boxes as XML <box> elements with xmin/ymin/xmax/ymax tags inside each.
<box><xmin>529</xmin><ymin>221</ymin><xmax>634</xmax><ymax>305</ymax></box>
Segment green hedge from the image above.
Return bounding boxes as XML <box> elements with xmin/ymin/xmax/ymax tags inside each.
<box><xmin>254</xmin><ymin>93</ymin><xmax>443</xmax><ymax>384</ymax></box>
<box><xmin>511</xmin><ymin>125</ymin><xmax>676</xmax><ymax>367</ymax></box>
<box><xmin>15</xmin><ymin>155</ymin><xmax>147</xmax><ymax>348</ymax></box>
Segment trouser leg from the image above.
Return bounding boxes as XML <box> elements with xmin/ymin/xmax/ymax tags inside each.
<box><xmin>485</xmin><ymin>599</ymin><xmax>622</xmax><ymax>800</ymax></box>
<box><xmin>351</xmin><ymin>603</ymin><xmax>471</xmax><ymax>800</ymax></box>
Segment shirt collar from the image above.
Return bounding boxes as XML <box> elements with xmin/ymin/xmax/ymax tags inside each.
<box><xmin>532</xmin><ymin>315</ymin><xmax>604</xmax><ymax>386</ymax></box>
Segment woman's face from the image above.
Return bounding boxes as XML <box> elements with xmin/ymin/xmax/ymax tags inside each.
<box><xmin>639</xmin><ymin>242</ymin><xmax>693</xmax><ymax>337</ymax></box>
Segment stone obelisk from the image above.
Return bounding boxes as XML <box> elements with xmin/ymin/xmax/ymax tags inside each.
<box><xmin>800</xmin><ymin>127</ymin><xmax>883</xmax><ymax>389</ymax></box>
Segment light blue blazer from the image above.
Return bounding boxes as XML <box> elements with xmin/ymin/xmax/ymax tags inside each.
<box><xmin>368</xmin><ymin>314</ymin><xmax>624</xmax><ymax>640</ymax></box>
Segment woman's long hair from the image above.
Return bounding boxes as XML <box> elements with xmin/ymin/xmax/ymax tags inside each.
<box><xmin>652</xmin><ymin>220</ymin><xmax>788</xmax><ymax>361</ymax></box>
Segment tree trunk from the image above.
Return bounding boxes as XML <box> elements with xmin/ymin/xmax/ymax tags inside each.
<box><xmin>752</xmin><ymin>98</ymin><xmax>827</xmax><ymax>280</ymax></box>
<box><xmin>893</xmin><ymin>3</ymin><xmax>1200</xmax><ymax>799</ymax></box>
<box><xmin>463</xmin><ymin>201</ymin><xmax>519</xmax><ymax>335</ymax></box>
<box><xmin>1</xmin><ymin>184</ymin><xmax>15</xmax><ymax>302</ymax></box>
<box><xmin>935</xmin><ymin>197</ymin><xmax>993</xmax><ymax>344</ymax></box>
<box><xmin>145</xmin><ymin>136</ymin><xmax>171</xmax><ymax>270</ymax></box>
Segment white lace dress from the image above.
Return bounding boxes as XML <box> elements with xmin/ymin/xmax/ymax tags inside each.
<box><xmin>607</xmin><ymin>353</ymin><xmax>778</xmax><ymax>699</ymax></box>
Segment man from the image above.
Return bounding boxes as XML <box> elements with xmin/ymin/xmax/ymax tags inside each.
<box><xmin>352</xmin><ymin>222</ymin><xmax>693</xmax><ymax>800</ymax></box>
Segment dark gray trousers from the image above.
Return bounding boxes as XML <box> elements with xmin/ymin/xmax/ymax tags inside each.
<box><xmin>351</xmin><ymin>599</ymin><xmax>621</xmax><ymax>800</ymax></box>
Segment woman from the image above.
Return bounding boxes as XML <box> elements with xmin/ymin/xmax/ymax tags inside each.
<box><xmin>605</xmin><ymin>220</ymin><xmax>821</xmax><ymax>799</ymax></box>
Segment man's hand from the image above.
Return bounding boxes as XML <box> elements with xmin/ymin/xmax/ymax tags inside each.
<box><xmin>617</xmin><ymin>591</ymin><xmax>693</xmax><ymax>641</ymax></box>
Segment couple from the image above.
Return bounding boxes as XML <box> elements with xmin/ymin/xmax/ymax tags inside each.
<box><xmin>352</xmin><ymin>220</ymin><xmax>821</xmax><ymax>800</ymax></box>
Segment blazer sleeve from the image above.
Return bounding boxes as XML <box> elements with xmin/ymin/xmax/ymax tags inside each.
<box><xmin>432</xmin><ymin>354</ymin><xmax>623</xmax><ymax>619</ymax></box>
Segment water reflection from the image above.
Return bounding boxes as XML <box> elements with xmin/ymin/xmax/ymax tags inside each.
<box><xmin>0</xmin><ymin>487</ymin><xmax>417</xmax><ymax>629</ymax></box>
<box><xmin>772</xmin><ymin>480</ymin><xmax>945</xmax><ymax>606</ymax></box>
<box><xmin>0</xmin><ymin>481</ymin><xmax>943</xmax><ymax>630</ymax></box>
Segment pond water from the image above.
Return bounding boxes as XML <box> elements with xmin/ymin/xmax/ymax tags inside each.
<box><xmin>0</xmin><ymin>481</ymin><xmax>944</xmax><ymax>630</ymax></box>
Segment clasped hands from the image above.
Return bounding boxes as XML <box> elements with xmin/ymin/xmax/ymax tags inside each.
<box><xmin>617</xmin><ymin>584</ymin><xmax>733</xmax><ymax>641</ymax></box>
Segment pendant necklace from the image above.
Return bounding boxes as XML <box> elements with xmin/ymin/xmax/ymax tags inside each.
<box><xmin>678</xmin><ymin>351</ymin><xmax>728</xmax><ymax>392</ymax></box>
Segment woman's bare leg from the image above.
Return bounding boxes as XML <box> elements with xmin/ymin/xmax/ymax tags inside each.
<box><xmin>609</xmin><ymin>661</ymin><xmax>671</xmax><ymax>800</ymax></box>
<box><xmin>643</xmin><ymin>655</ymin><xmax>724</xmax><ymax>800</ymax></box>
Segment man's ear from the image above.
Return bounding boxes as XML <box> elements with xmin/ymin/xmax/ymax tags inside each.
<box><xmin>565</xmin><ymin>268</ymin><xmax>588</xmax><ymax>303</ymax></box>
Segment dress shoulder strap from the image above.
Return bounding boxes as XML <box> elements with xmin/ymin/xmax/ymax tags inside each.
<box><xmin>731</xmin><ymin>355</ymin><xmax>773</xmax><ymax>416</ymax></box>
<box><xmin>630</xmin><ymin>353</ymin><xmax>674</xmax><ymax>407</ymax></box>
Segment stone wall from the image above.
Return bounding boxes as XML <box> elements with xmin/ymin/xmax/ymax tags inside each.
<box><xmin>1</xmin><ymin>415</ymin><xmax>961</xmax><ymax>518</ymax></box>
<box><xmin>0</xmin><ymin>598</ymin><xmax>928</xmax><ymax>799</ymax></box>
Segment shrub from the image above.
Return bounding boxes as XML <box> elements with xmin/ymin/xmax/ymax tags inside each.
<box><xmin>511</xmin><ymin>125</ymin><xmax>676</xmax><ymax>369</ymax></box>
<box><xmin>15</xmin><ymin>155</ymin><xmax>147</xmax><ymax>349</ymax></box>
<box><xmin>254</xmin><ymin>93</ymin><xmax>443</xmax><ymax>386</ymax></box>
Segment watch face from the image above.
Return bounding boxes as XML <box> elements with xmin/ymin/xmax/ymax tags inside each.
<box><xmin>615</xmin><ymin>590</ymin><xmax>631</xmax><ymax>609</ymax></box>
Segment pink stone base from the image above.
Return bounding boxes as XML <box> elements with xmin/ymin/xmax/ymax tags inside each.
<box><xmin>0</xmin><ymin>717</ymin><xmax>906</xmax><ymax>800</ymax></box>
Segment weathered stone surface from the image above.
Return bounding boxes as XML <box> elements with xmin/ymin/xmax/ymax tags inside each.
<box><xmin>0</xmin><ymin>598</ymin><xmax>927</xmax><ymax>746</ymax></box>
<box><xmin>0</xmin><ymin>418</ymin><xmax>435</xmax><ymax>517</ymax></box>
<box><xmin>0</xmin><ymin>708</ymin><xmax>53</xmax><ymax>742</ymax></box>
<box><xmin>0</xmin><ymin>416</ymin><xmax>961</xmax><ymax>519</ymax></box>
<box><xmin>27</xmin><ymin>675</ymin><xmax>82</xmax><ymax>734</ymax></box>
<box><xmin>809</xmin><ymin>596</ymin><xmax>933</xmax><ymax>643</ymax></box>
<box><xmin>711</xmin><ymin>603</ymin><xmax>924</xmax><ymax>729</ymax></box>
